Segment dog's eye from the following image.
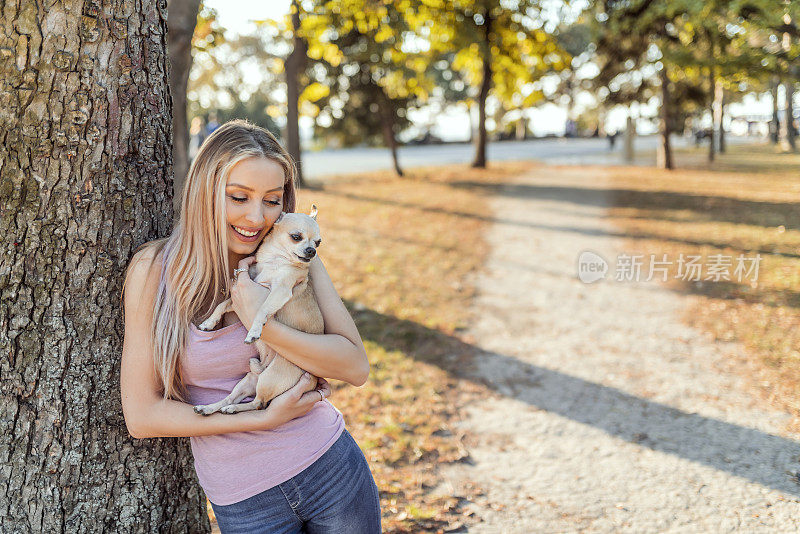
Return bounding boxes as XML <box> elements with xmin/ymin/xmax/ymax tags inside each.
<box><xmin>315</xmin><ymin>239</ymin><xmax>321</xmax><ymax>247</ymax></box>
<box><xmin>290</xmin><ymin>234</ymin><xmax>302</xmax><ymax>242</ymax></box>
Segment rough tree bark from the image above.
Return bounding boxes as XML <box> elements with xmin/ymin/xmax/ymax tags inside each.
<box><xmin>167</xmin><ymin>0</ymin><xmax>201</xmax><ymax>221</ymax></box>
<box><xmin>285</xmin><ymin>0</ymin><xmax>307</xmax><ymax>186</ymax></box>
<box><xmin>472</xmin><ymin>10</ymin><xmax>492</xmax><ymax>168</ymax></box>
<box><xmin>0</xmin><ymin>1</ymin><xmax>209</xmax><ymax>532</ymax></box>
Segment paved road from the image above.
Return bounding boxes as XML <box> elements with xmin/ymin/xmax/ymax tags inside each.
<box><xmin>302</xmin><ymin>135</ymin><xmax>761</xmax><ymax>180</ymax></box>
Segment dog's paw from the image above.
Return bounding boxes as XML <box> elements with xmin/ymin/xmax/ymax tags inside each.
<box><xmin>244</xmin><ymin>330</ymin><xmax>261</xmax><ymax>344</ymax></box>
<box><xmin>194</xmin><ymin>405</ymin><xmax>214</xmax><ymax>416</ymax></box>
<box><xmin>197</xmin><ymin>320</ymin><xmax>216</xmax><ymax>331</ymax></box>
<box><xmin>220</xmin><ymin>405</ymin><xmax>236</xmax><ymax>414</ymax></box>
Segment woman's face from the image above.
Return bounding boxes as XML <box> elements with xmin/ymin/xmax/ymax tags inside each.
<box><xmin>224</xmin><ymin>156</ymin><xmax>285</xmax><ymax>259</ymax></box>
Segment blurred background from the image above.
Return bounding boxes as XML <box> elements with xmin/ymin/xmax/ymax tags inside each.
<box><xmin>162</xmin><ymin>1</ymin><xmax>800</xmax><ymax>531</ymax></box>
<box><xmin>169</xmin><ymin>0</ymin><xmax>797</xmax><ymax>190</ymax></box>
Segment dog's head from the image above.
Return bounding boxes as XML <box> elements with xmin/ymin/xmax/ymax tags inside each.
<box><xmin>269</xmin><ymin>205</ymin><xmax>321</xmax><ymax>264</ymax></box>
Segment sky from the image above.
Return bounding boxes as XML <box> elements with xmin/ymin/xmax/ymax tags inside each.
<box><xmin>204</xmin><ymin>0</ymin><xmax>776</xmax><ymax>142</ymax></box>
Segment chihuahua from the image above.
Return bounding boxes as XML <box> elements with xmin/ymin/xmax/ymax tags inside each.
<box><xmin>193</xmin><ymin>205</ymin><xmax>323</xmax><ymax>416</ymax></box>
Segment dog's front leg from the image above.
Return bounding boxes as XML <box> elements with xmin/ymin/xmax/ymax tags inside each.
<box><xmin>244</xmin><ymin>285</ymin><xmax>294</xmax><ymax>344</ymax></box>
<box><xmin>198</xmin><ymin>299</ymin><xmax>233</xmax><ymax>331</ymax></box>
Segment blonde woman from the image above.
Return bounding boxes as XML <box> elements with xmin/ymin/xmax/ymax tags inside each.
<box><xmin>120</xmin><ymin>119</ymin><xmax>381</xmax><ymax>533</ymax></box>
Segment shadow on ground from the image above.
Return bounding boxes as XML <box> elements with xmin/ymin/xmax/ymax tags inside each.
<box><xmin>448</xmin><ymin>181</ymin><xmax>799</xmax><ymax>233</ymax></box>
<box><xmin>352</xmin><ymin>304</ymin><xmax>800</xmax><ymax>498</ymax></box>
<box><xmin>317</xmin><ymin>185</ymin><xmax>799</xmax><ymax>260</ymax></box>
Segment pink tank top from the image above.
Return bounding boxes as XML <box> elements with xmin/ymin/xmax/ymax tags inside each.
<box><xmin>179</xmin><ymin>300</ymin><xmax>345</xmax><ymax>506</ymax></box>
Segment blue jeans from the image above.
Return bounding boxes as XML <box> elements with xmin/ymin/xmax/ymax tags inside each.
<box><xmin>209</xmin><ymin>429</ymin><xmax>382</xmax><ymax>533</ymax></box>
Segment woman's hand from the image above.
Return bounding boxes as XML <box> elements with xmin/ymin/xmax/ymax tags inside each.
<box><xmin>230</xmin><ymin>256</ymin><xmax>270</xmax><ymax>331</ymax></box>
<box><xmin>259</xmin><ymin>373</ymin><xmax>332</xmax><ymax>429</ymax></box>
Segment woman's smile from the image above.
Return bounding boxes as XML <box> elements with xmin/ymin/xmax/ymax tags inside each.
<box><xmin>230</xmin><ymin>224</ymin><xmax>264</xmax><ymax>242</ymax></box>
<box><xmin>231</xmin><ymin>224</ymin><xmax>264</xmax><ymax>240</ymax></box>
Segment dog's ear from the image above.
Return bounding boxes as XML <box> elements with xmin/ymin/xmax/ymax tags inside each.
<box><xmin>309</xmin><ymin>204</ymin><xmax>318</xmax><ymax>221</ymax></box>
<box><xmin>275</xmin><ymin>211</ymin><xmax>285</xmax><ymax>224</ymax></box>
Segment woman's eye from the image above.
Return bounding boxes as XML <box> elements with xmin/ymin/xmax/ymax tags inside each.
<box><xmin>231</xmin><ymin>196</ymin><xmax>280</xmax><ymax>205</ymax></box>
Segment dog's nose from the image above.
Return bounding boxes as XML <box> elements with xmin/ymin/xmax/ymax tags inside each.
<box><xmin>304</xmin><ymin>247</ymin><xmax>316</xmax><ymax>257</ymax></box>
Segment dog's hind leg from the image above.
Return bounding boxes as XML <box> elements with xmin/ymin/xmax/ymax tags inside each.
<box><xmin>253</xmin><ymin>355</ymin><xmax>310</xmax><ymax>407</ymax></box>
<box><xmin>193</xmin><ymin>371</ymin><xmax>258</xmax><ymax>416</ymax></box>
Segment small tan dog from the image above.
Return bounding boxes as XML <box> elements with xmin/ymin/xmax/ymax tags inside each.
<box><xmin>193</xmin><ymin>205</ymin><xmax>323</xmax><ymax>415</ymax></box>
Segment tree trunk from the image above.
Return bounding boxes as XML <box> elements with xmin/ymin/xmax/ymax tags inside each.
<box><xmin>467</xmin><ymin>102</ymin><xmax>474</xmax><ymax>143</ymax></box>
<box><xmin>0</xmin><ymin>2</ymin><xmax>210</xmax><ymax>532</ymax></box>
<box><xmin>708</xmin><ymin>63</ymin><xmax>716</xmax><ymax>163</ymax></box>
<box><xmin>378</xmin><ymin>91</ymin><xmax>403</xmax><ymax>176</ymax></box>
<box><xmin>167</xmin><ymin>0</ymin><xmax>201</xmax><ymax>222</ymax></box>
<box><xmin>472</xmin><ymin>11</ymin><xmax>492</xmax><ymax>168</ymax></box>
<box><xmin>782</xmin><ymin>81</ymin><xmax>797</xmax><ymax>152</ymax></box>
<box><xmin>285</xmin><ymin>0</ymin><xmax>308</xmax><ymax>186</ymax></box>
<box><xmin>657</xmin><ymin>66</ymin><xmax>673</xmax><ymax>170</ymax></box>
<box><xmin>717</xmin><ymin>84</ymin><xmax>726</xmax><ymax>154</ymax></box>
<box><xmin>624</xmin><ymin>114</ymin><xmax>635</xmax><ymax>163</ymax></box>
<box><xmin>516</xmin><ymin>117</ymin><xmax>526</xmax><ymax>140</ymax></box>
<box><xmin>771</xmin><ymin>78</ymin><xmax>781</xmax><ymax>144</ymax></box>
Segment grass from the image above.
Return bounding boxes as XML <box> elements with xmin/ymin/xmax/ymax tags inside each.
<box><xmin>602</xmin><ymin>143</ymin><xmax>800</xmax><ymax>431</ymax></box>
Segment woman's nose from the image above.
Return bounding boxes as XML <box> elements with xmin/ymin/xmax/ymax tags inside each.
<box><xmin>246</xmin><ymin>204</ymin><xmax>265</xmax><ymax>225</ymax></box>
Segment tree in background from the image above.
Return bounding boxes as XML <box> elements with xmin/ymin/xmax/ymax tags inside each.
<box><xmin>167</xmin><ymin>0</ymin><xmax>202</xmax><ymax>218</ymax></box>
<box><xmin>679</xmin><ymin>0</ymin><xmax>771</xmax><ymax>160</ymax></box>
<box><xmin>0</xmin><ymin>0</ymin><xmax>208</xmax><ymax>530</ymax></box>
<box><xmin>708</xmin><ymin>0</ymin><xmax>800</xmax><ymax>151</ymax></box>
<box><xmin>416</xmin><ymin>52</ymin><xmax>472</xmax><ymax>141</ymax></box>
<box><xmin>421</xmin><ymin>0</ymin><xmax>568</xmax><ymax>167</ymax></box>
<box><xmin>302</xmin><ymin>0</ymin><xmax>432</xmax><ymax>176</ymax></box>
<box><xmin>285</xmin><ymin>0</ymin><xmax>309</xmax><ymax>185</ymax></box>
<box><xmin>590</xmin><ymin>0</ymin><xmax>692</xmax><ymax>169</ymax></box>
<box><xmin>555</xmin><ymin>20</ymin><xmax>593</xmax><ymax>134</ymax></box>
<box><xmin>187</xmin><ymin>24</ymin><xmax>282</xmax><ymax>136</ymax></box>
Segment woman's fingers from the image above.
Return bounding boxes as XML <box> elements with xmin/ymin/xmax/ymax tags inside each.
<box><xmin>294</xmin><ymin>372</ymin><xmax>315</xmax><ymax>395</ymax></box>
<box><xmin>293</xmin><ymin>373</ymin><xmax>330</xmax><ymax>404</ymax></box>
<box><xmin>234</xmin><ymin>256</ymin><xmax>257</xmax><ymax>286</ymax></box>
<box><xmin>316</xmin><ymin>378</ymin><xmax>331</xmax><ymax>399</ymax></box>
<box><xmin>238</xmin><ymin>256</ymin><xmax>257</xmax><ymax>269</ymax></box>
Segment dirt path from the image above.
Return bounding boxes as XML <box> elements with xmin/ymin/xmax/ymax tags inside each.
<box><xmin>435</xmin><ymin>166</ymin><xmax>800</xmax><ymax>532</ymax></box>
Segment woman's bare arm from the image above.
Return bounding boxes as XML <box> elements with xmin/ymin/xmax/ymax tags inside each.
<box><xmin>120</xmin><ymin>249</ymin><xmax>283</xmax><ymax>439</ymax></box>
<box><xmin>258</xmin><ymin>254</ymin><xmax>370</xmax><ymax>387</ymax></box>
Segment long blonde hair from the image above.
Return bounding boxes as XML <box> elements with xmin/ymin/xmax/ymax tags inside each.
<box><xmin>121</xmin><ymin>119</ymin><xmax>297</xmax><ymax>401</ymax></box>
